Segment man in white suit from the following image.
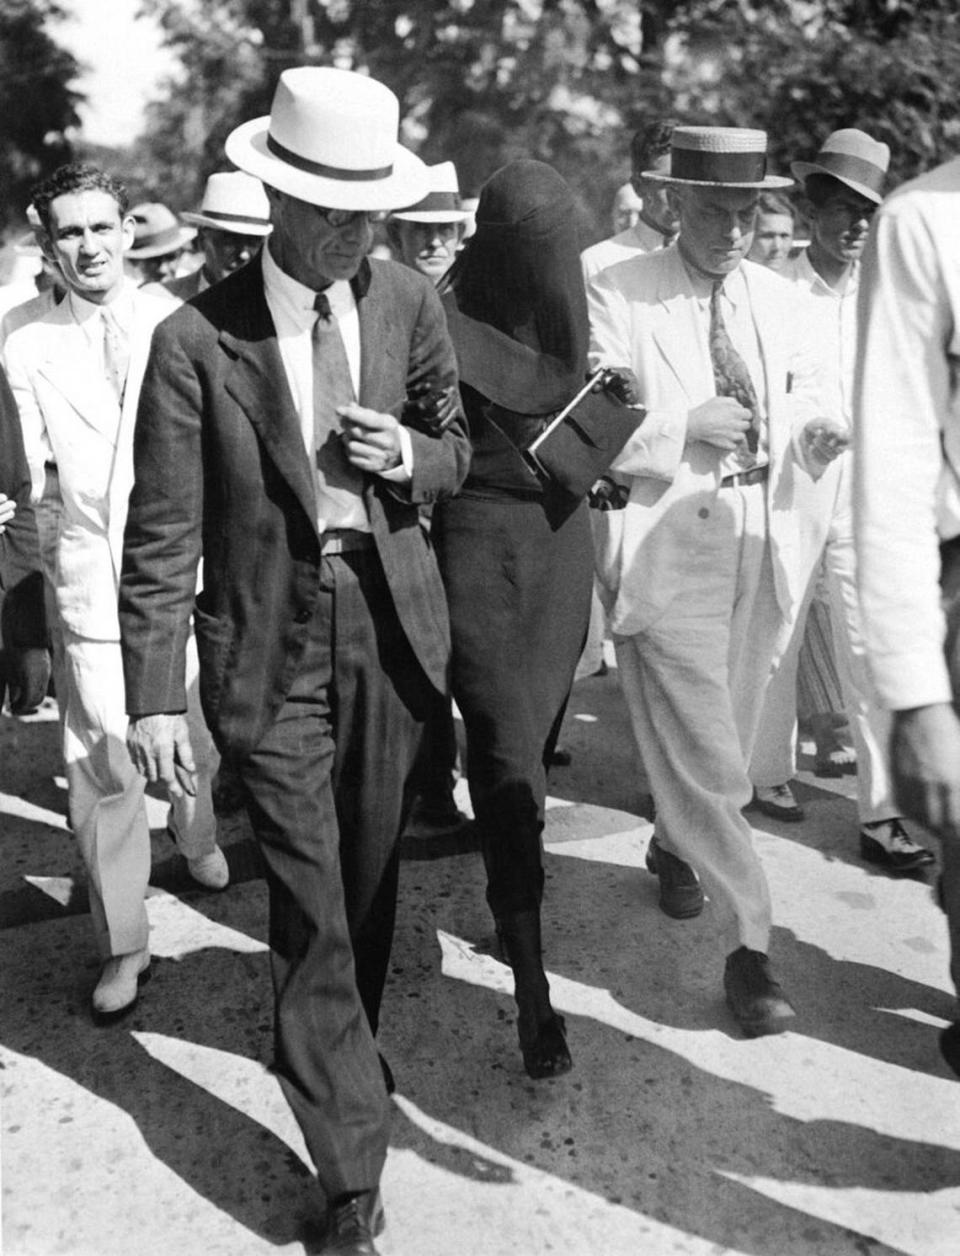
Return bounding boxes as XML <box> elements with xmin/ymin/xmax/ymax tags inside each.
<box><xmin>587</xmin><ymin>127</ymin><xmax>845</xmax><ymax>1036</ymax></box>
<box><xmin>3</xmin><ymin>163</ymin><xmax>226</xmax><ymax>1021</ymax></box>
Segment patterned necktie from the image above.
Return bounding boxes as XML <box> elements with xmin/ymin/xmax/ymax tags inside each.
<box><xmin>709</xmin><ymin>281</ymin><xmax>759</xmax><ymax>455</ymax></box>
<box><xmin>312</xmin><ymin>292</ymin><xmax>363</xmax><ymax>517</ymax></box>
<box><xmin>101</xmin><ymin>305</ymin><xmax>129</xmax><ymax>403</ymax></box>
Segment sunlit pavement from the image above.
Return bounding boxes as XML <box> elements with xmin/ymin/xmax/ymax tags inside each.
<box><xmin>2</xmin><ymin>659</ymin><xmax>959</xmax><ymax>1256</ymax></box>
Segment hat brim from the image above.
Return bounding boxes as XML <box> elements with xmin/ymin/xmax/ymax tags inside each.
<box><xmin>226</xmin><ymin>116</ymin><xmax>429</xmax><ymax>211</ymax></box>
<box><xmin>789</xmin><ymin>160</ymin><xmax>884</xmax><ymax>205</ymax></box>
<box><xmin>390</xmin><ymin>209</ymin><xmax>471</xmax><ymax>223</ymax></box>
<box><xmin>642</xmin><ymin>169</ymin><xmax>794</xmax><ymax>190</ymax></box>
<box><xmin>126</xmin><ymin>226</ymin><xmax>198</xmax><ymax>259</ymax></box>
<box><xmin>181</xmin><ymin>210</ymin><xmax>272</xmax><ymax>235</ymax></box>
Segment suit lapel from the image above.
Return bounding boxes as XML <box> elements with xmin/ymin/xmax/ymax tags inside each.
<box><xmin>37</xmin><ymin>307</ymin><xmax>119</xmax><ymax>438</ymax></box>
<box><xmin>220</xmin><ymin>263</ymin><xmax>319</xmax><ymax>533</ymax></box>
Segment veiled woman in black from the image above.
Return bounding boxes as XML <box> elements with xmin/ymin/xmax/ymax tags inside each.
<box><xmin>434</xmin><ymin>160</ymin><xmax>640</xmax><ymax>1078</ymax></box>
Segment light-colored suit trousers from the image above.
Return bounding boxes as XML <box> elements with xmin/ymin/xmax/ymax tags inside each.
<box><xmin>615</xmin><ymin>481</ymin><xmax>779</xmax><ymax>954</ymax></box>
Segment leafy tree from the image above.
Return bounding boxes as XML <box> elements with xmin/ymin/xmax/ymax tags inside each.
<box><xmin>0</xmin><ymin>0</ymin><xmax>82</xmax><ymax>229</ymax></box>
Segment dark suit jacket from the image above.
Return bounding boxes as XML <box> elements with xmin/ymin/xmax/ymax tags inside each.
<box><xmin>0</xmin><ymin>364</ymin><xmax>45</xmax><ymax>651</ymax></box>
<box><xmin>119</xmin><ymin>253</ymin><xmax>469</xmax><ymax>757</ymax></box>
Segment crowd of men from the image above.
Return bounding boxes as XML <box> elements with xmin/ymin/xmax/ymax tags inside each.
<box><xmin>0</xmin><ymin>64</ymin><xmax>957</xmax><ymax>1256</ymax></box>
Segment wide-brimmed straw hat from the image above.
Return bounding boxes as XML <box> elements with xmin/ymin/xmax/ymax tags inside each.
<box><xmin>391</xmin><ymin>161</ymin><xmax>471</xmax><ymax>223</ymax></box>
<box><xmin>225</xmin><ymin>67</ymin><xmax>428</xmax><ymax>212</ymax></box>
<box><xmin>127</xmin><ymin>203</ymin><xmax>197</xmax><ymax>259</ymax></box>
<box><xmin>790</xmin><ymin>129</ymin><xmax>890</xmax><ymax>205</ymax></box>
<box><xmin>643</xmin><ymin>127</ymin><xmax>793</xmax><ymax>190</ymax></box>
<box><xmin>182</xmin><ymin>171</ymin><xmax>272</xmax><ymax>235</ymax></box>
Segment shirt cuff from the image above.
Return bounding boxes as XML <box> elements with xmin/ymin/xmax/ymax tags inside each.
<box><xmin>379</xmin><ymin>424</ymin><xmax>413</xmax><ymax>484</ymax></box>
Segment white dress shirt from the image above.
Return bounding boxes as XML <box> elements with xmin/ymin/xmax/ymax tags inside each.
<box><xmin>854</xmin><ymin>156</ymin><xmax>960</xmax><ymax>710</ymax></box>
<box><xmin>782</xmin><ymin>248</ymin><xmax>857</xmax><ymax>426</ymax></box>
<box><xmin>581</xmin><ymin>216</ymin><xmax>675</xmax><ymax>280</ymax></box>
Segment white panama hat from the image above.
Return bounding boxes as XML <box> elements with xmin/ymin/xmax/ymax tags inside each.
<box><xmin>391</xmin><ymin>161</ymin><xmax>471</xmax><ymax>223</ymax></box>
<box><xmin>182</xmin><ymin>171</ymin><xmax>272</xmax><ymax>235</ymax></box>
<box><xmin>225</xmin><ymin>67</ymin><xmax>429</xmax><ymax>212</ymax></box>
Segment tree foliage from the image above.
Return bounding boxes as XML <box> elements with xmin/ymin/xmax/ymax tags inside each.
<box><xmin>0</xmin><ymin>0</ymin><xmax>82</xmax><ymax>229</ymax></box>
<box><xmin>131</xmin><ymin>0</ymin><xmax>960</xmax><ymax>240</ymax></box>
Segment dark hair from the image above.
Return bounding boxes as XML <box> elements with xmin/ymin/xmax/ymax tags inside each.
<box><xmin>757</xmin><ymin>191</ymin><xmax>795</xmax><ymax>219</ymax></box>
<box><xmin>630</xmin><ymin>120</ymin><xmax>678</xmax><ymax>177</ymax></box>
<box><xmin>32</xmin><ymin>163</ymin><xmax>128</xmax><ymax>234</ymax></box>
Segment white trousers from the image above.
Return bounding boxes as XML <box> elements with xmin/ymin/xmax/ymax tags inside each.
<box><xmin>750</xmin><ymin>469</ymin><xmax>896</xmax><ymax>824</ymax></box>
<box><xmin>615</xmin><ymin>482</ymin><xmax>779</xmax><ymax>954</ymax></box>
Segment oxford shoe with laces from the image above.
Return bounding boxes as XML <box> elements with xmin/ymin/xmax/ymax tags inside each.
<box><xmin>751</xmin><ymin>783</ymin><xmax>805</xmax><ymax>822</ymax></box>
<box><xmin>860</xmin><ymin>819</ymin><xmax>935</xmax><ymax>874</ymax></box>
<box><xmin>645</xmin><ymin>833</ymin><xmax>704</xmax><ymax>918</ymax></box>
<box><xmin>317</xmin><ymin>1189</ymin><xmax>384</xmax><ymax>1256</ymax></box>
<box><xmin>91</xmin><ymin>947</ymin><xmax>151</xmax><ymax>1024</ymax></box>
<box><xmin>724</xmin><ymin>946</ymin><xmax>796</xmax><ymax>1038</ymax></box>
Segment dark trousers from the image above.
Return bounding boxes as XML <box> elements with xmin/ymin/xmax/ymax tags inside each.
<box><xmin>940</xmin><ymin>540</ymin><xmax>960</xmax><ymax>999</ymax></box>
<box><xmin>238</xmin><ymin>547</ymin><xmax>430</xmax><ymax>1198</ymax></box>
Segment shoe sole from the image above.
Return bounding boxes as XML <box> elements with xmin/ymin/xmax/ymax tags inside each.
<box><xmin>91</xmin><ymin>963</ymin><xmax>152</xmax><ymax>1026</ymax></box>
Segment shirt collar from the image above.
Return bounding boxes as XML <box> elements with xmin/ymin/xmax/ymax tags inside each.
<box><xmin>263</xmin><ymin>241</ymin><xmax>370</xmax><ymax>327</ymax></box>
<box><xmin>68</xmin><ymin>278</ymin><xmax>136</xmax><ymax>327</ymax></box>
<box><xmin>678</xmin><ymin>247</ymin><xmax>748</xmax><ymax>304</ymax></box>
<box><xmin>792</xmin><ymin>247</ymin><xmax>859</xmax><ymax>298</ymax></box>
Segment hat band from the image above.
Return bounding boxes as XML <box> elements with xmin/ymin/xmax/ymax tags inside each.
<box><xmin>266</xmin><ymin>132</ymin><xmax>393</xmax><ymax>182</ymax></box>
<box><xmin>200</xmin><ymin>208</ymin><xmax>271</xmax><ymax>227</ymax></box>
<box><xmin>671</xmin><ymin>148</ymin><xmax>767</xmax><ymax>183</ymax></box>
<box><xmin>813</xmin><ymin>151</ymin><xmax>885</xmax><ymax>193</ymax></box>
<box><xmin>134</xmin><ymin>224</ymin><xmax>186</xmax><ymax>251</ymax></box>
<box><xmin>407</xmin><ymin>191</ymin><xmax>462</xmax><ymax>214</ymax></box>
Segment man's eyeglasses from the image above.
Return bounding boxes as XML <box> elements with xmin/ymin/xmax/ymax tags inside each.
<box><xmin>316</xmin><ymin>207</ymin><xmax>386</xmax><ymax>228</ymax></box>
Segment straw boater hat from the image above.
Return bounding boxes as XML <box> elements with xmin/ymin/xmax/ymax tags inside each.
<box><xmin>182</xmin><ymin>171</ymin><xmax>272</xmax><ymax>235</ymax></box>
<box><xmin>225</xmin><ymin>66</ymin><xmax>428</xmax><ymax>212</ymax></box>
<box><xmin>391</xmin><ymin>161</ymin><xmax>471</xmax><ymax>223</ymax></box>
<box><xmin>643</xmin><ymin>126</ymin><xmax>793</xmax><ymax>189</ymax></box>
<box><xmin>790</xmin><ymin>128</ymin><xmax>890</xmax><ymax>205</ymax></box>
<box><xmin>126</xmin><ymin>203</ymin><xmax>197</xmax><ymax>259</ymax></box>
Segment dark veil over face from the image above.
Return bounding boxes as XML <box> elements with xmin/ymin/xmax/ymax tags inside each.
<box><xmin>443</xmin><ymin>160</ymin><xmax>588</xmax><ymax>409</ymax></box>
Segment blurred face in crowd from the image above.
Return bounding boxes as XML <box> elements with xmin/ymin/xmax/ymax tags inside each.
<box><xmin>41</xmin><ymin>189</ymin><xmax>133</xmax><ymax>304</ymax></box>
<box><xmin>673</xmin><ymin>185</ymin><xmax>759</xmax><ymax>277</ymax></box>
<box><xmin>747</xmin><ymin>211</ymin><xmax>794</xmax><ymax>270</ymax></box>
<box><xmin>611</xmin><ymin>183</ymin><xmax>643</xmax><ymax>234</ymax></box>
<box><xmin>139</xmin><ymin>250</ymin><xmax>184</xmax><ymax>284</ymax></box>
<box><xmin>199</xmin><ymin>227</ymin><xmax>260</xmax><ymax>282</ymax></box>
<box><xmin>633</xmin><ymin>155</ymin><xmax>680</xmax><ymax>236</ymax></box>
<box><xmin>266</xmin><ymin>186</ymin><xmax>375</xmax><ymax>288</ymax></box>
<box><xmin>392</xmin><ymin>219</ymin><xmax>462</xmax><ymax>282</ymax></box>
<box><xmin>807</xmin><ymin>185</ymin><xmax>876</xmax><ymax>267</ymax></box>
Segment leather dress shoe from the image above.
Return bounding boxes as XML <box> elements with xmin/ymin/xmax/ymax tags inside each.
<box><xmin>318</xmin><ymin>1190</ymin><xmax>384</xmax><ymax>1255</ymax></box>
<box><xmin>645</xmin><ymin>834</ymin><xmax>704</xmax><ymax>918</ymax></box>
<box><xmin>186</xmin><ymin>845</ymin><xmax>230</xmax><ymax>890</ymax></box>
<box><xmin>860</xmin><ymin>819</ymin><xmax>935</xmax><ymax>874</ymax></box>
<box><xmin>939</xmin><ymin>1021</ymin><xmax>960</xmax><ymax>1079</ymax></box>
<box><xmin>751</xmin><ymin>783</ymin><xmax>805</xmax><ymax>823</ymax></box>
<box><xmin>724</xmin><ymin>946</ymin><xmax>796</xmax><ymax>1038</ymax></box>
<box><xmin>92</xmin><ymin>947</ymin><xmax>151</xmax><ymax>1023</ymax></box>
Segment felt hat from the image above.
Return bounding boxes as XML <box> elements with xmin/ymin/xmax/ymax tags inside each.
<box><xmin>790</xmin><ymin>129</ymin><xmax>890</xmax><ymax>204</ymax></box>
<box><xmin>182</xmin><ymin>172</ymin><xmax>272</xmax><ymax>235</ymax></box>
<box><xmin>225</xmin><ymin>66</ymin><xmax>428</xmax><ymax>211</ymax></box>
<box><xmin>391</xmin><ymin>162</ymin><xmax>471</xmax><ymax>223</ymax></box>
<box><xmin>126</xmin><ymin>203</ymin><xmax>197</xmax><ymax>259</ymax></box>
<box><xmin>643</xmin><ymin>127</ymin><xmax>793</xmax><ymax>190</ymax></box>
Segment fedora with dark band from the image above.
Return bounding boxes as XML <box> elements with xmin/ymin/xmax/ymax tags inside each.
<box><xmin>791</xmin><ymin>128</ymin><xmax>890</xmax><ymax>205</ymax></box>
<box><xmin>643</xmin><ymin>126</ymin><xmax>793</xmax><ymax>190</ymax></box>
<box><xmin>182</xmin><ymin>171</ymin><xmax>272</xmax><ymax>236</ymax></box>
<box><xmin>225</xmin><ymin>66</ymin><xmax>428</xmax><ymax>211</ymax></box>
<box><xmin>392</xmin><ymin>161</ymin><xmax>471</xmax><ymax>223</ymax></box>
<box><xmin>126</xmin><ymin>203</ymin><xmax>197</xmax><ymax>259</ymax></box>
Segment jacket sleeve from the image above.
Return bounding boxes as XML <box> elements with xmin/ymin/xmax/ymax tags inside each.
<box><xmin>0</xmin><ymin>363</ymin><xmax>43</xmax><ymax>599</ymax></box>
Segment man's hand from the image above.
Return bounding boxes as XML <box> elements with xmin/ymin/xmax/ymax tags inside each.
<box><xmin>687</xmin><ymin>397</ymin><xmax>752</xmax><ymax>451</ymax></box>
<box><xmin>891</xmin><ymin>703</ymin><xmax>960</xmax><ymax>841</ymax></box>
<box><xmin>801</xmin><ymin>417</ymin><xmax>850</xmax><ymax>466</ymax></box>
<box><xmin>127</xmin><ymin>713</ymin><xmax>197</xmax><ymax>799</ymax></box>
<box><xmin>338</xmin><ymin>402</ymin><xmax>402</xmax><ymax>473</ymax></box>
<box><xmin>593</xmin><ymin>366</ymin><xmax>644</xmax><ymax>409</ymax></box>
<box><xmin>402</xmin><ymin>381</ymin><xmax>459</xmax><ymax>434</ymax></box>
<box><xmin>0</xmin><ymin>492</ymin><xmax>15</xmax><ymax>535</ymax></box>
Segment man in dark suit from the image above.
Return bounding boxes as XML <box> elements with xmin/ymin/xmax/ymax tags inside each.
<box><xmin>119</xmin><ymin>68</ymin><xmax>469</xmax><ymax>1256</ymax></box>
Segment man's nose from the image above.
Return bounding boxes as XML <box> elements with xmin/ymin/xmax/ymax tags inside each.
<box><xmin>79</xmin><ymin>228</ymin><xmax>99</xmax><ymax>253</ymax></box>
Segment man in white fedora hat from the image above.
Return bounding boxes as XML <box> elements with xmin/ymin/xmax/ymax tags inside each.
<box><xmin>119</xmin><ymin>67</ymin><xmax>469</xmax><ymax>1254</ymax></box>
<box><xmin>162</xmin><ymin>170</ymin><xmax>272</xmax><ymax>300</ymax></box>
<box><xmin>387</xmin><ymin>160</ymin><xmax>471</xmax><ymax>283</ymax></box>
<box><xmin>124</xmin><ymin>201</ymin><xmax>197</xmax><ymax>285</ymax></box>
<box><xmin>587</xmin><ymin>126</ymin><xmax>846</xmax><ymax>1037</ymax></box>
<box><xmin>749</xmin><ymin>129</ymin><xmax>934</xmax><ymax>872</ymax></box>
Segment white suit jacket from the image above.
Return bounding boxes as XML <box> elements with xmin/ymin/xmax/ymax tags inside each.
<box><xmin>587</xmin><ymin>247</ymin><xmax>827</xmax><ymax>636</ymax></box>
<box><xmin>3</xmin><ymin>284</ymin><xmax>173</xmax><ymax>640</ymax></box>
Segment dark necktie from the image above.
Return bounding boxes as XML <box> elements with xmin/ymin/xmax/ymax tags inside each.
<box><xmin>312</xmin><ymin>292</ymin><xmax>363</xmax><ymax>518</ymax></box>
<box><xmin>709</xmin><ymin>281</ymin><xmax>759</xmax><ymax>455</ymax></box>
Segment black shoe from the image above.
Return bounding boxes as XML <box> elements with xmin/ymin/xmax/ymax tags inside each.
<box><xmin>939</xmin><ymin>1021</ymin><xmax>960</xmax><ymax>1079</ymax></box>
<box><xmin>724</xmin><ymin>947</ymin><xmax>796</xmax><ymax>1038</ymax></box>
<box><xmin>496</xmin><ymin>910</ymin><xmax>573</xmax><ymax>1080</ymax></box>
<box><xmin>860</xmin><ymin>820</ymin><xmax>935</xmax><ymax>874</ymax></box>
<box><xmin>519</xmin><ymin>1012</ymin><xmax>573</xmax><ymax>1080</ymax></box>
<box><xmin>319</xmin><ymin>1190</ymin><xmax>384</xmax><ymax>1255</ymax></box>
<box><xmin>750</xmin><ymin>784</ymin><xmax>805</xmax><ymax>823</ymax></box>
<box><xmin>645</xmin><ymin>834</ymin><xmax>704</xmax><ymax>919</ymax></box>
<box><xmin>549</xmin><ymin>746</ymin><xmax>572</xmax><ymax>767</ymax></box>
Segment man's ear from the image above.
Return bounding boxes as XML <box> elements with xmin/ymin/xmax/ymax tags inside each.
<box><xmin>120</xmin><ymin>213</ymin><xmax>137</xmax><ymax>251</ymax></box>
